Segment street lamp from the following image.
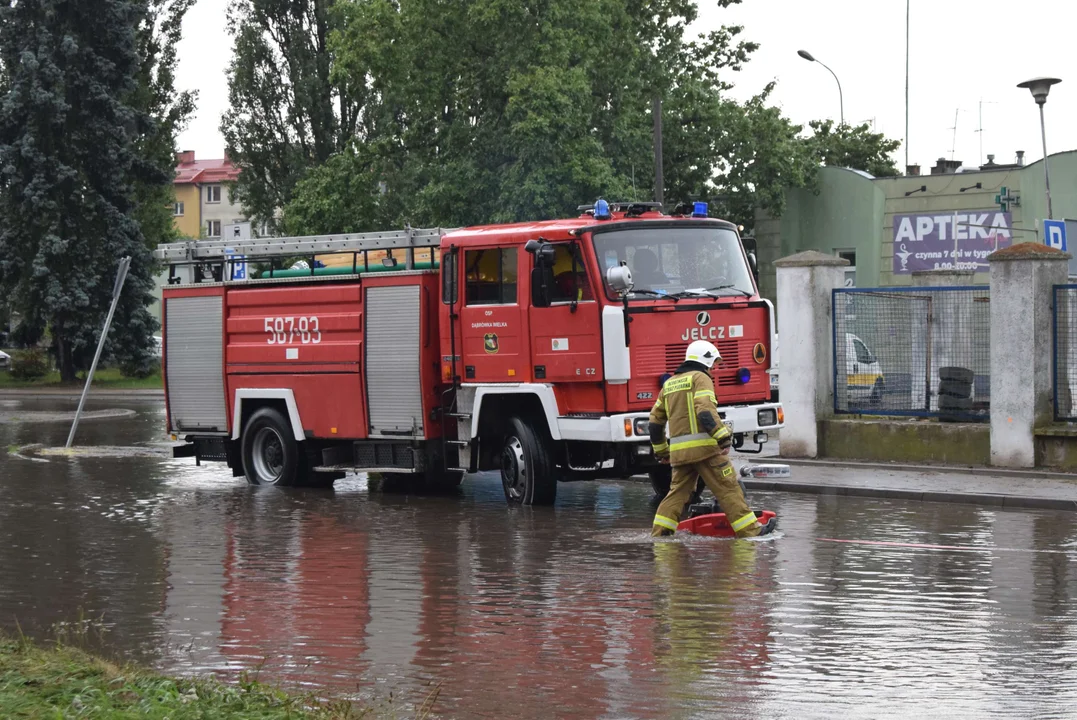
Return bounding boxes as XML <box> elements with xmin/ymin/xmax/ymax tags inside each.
<box><xmin>1017</xmin><ymin>76</ymin><xmax>1061</xmax><ymax>219</ymax></box>
<box><xmin>798</xmin><ymin>49</ymin><xmax>844</xmax><ymax>126</ymax></box>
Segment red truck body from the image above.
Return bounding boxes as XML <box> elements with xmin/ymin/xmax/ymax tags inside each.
<box><xmin>158</xmin><ymin>204</ymin><xmax>783</xmax><ymax>503</ymax></box>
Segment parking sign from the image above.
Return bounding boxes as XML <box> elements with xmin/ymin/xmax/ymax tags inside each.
<box><xmin>1045</xmin><ymin>219</ymin><xmax>1067</xmax><ymax>252</ymax></box>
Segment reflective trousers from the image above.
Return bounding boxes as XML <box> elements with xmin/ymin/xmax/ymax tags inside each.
<box><xmin>652</xmin><ymin>456</ymin><xmax>761</xmax><ymax>538</ymax></box>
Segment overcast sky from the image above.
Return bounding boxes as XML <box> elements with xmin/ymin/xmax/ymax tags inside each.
<box><xmin>177</xmin><ymin>0</ymin><xmax>1075</xmax><ymax>173</ymax></box>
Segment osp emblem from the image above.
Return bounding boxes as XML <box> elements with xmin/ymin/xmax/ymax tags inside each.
<box><xmin>696</xmin><ymin>311</ymin><xmax>711</xmax><ymax>326</ymax></box>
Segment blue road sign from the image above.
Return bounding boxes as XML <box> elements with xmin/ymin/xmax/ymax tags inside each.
<box><xmin>1045</xmin><ymin>219</ymin><xmax>1067</xmax><ymax>252</ymax></box>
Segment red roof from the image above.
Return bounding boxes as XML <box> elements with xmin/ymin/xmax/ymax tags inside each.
<box><xmin>174</xmin><ymin>154</ymin><xmax>240</xmax><ymax>185</ymax></box>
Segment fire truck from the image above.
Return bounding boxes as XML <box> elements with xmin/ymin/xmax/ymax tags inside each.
<box><xmin>154</xmin><ymin>201</ymin><xmax>783</xmax><ymax>505</ymax></box>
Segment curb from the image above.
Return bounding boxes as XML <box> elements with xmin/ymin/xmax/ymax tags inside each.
<box><xmin>776</xmin><ymin>456</ymin><xmax>1077</xmax><ymax>482</ymax></box>
<box><xmin>741</xmin><ymin>479</ymin><xmax>1077</xmax><ymax>512</ymax></box>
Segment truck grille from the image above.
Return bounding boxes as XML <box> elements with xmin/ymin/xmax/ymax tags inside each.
<box><xmin>659</xmin><ymin>341</ymin><xmax>748</xmax><ymax>386</ymax></box>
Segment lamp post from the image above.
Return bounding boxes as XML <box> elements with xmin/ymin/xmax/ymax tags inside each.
<box><xmin>798</xmin><ymin>49</ymin><xmax>844</xmax><ymax>126</ymax></box>
<box><xmin>1017</xmin><ymin>76</ymin><xmax>1061</xmax><ymax>219</ymax></box>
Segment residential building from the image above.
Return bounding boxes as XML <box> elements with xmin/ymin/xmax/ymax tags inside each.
<box><xmin>172</xmin><ymin>151</ymin><xmax>243</xmax><ymax>239</ymax></box>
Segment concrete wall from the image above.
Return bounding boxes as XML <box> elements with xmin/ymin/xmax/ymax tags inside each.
<box><xmin>820</xmin><ymin>418</ymin><xmax>990</xmax><ymax>466</ymax></box>
<box><xmin>756</xmin><ymin>167</ymin><xmax>883</xmax><ymax>302</ymax></box>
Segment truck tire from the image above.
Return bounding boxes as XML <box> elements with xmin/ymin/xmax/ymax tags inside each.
<box><xmin>500</xmin><ymin>417</ymin><xmax>557</xmax><ymax>506</ymax></box>
<box><xmin>241</xmin><ymin>407</ymin><xmax>302</xmax><ymax>487</ymax></box>
<box><xmin>648</xmin><ymin>465</ymin><xmax>704</xmax><ymax>505</ymax></box>
<box><xmin>939</xmin><ymin>367</ymin><xmax>974</xmax><ymax>384</ymax></box>
<box><xmin>938</xmin><ymin>378</ymin><xmax>972</xmax><ymax>398</ymax></box>
<box><xmin>649</xmin><ymin>466</ymin><xmax>673</xmax><ymax>498</ymax></box>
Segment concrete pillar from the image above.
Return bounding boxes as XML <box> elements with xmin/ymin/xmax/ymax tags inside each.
<box><xmin>775</xmin><ymin>251</ymin><xmax>849</xmax><ymax>458</ymax></box>
<box><xmin>912</xmin><ymin>269</ymin><xmax>977</xmax><ymax>411</ymax></box>
<box><xmin>989</xmin><ymin>244</ymin><xmax>1070</xmax><ymax>468</ymax></box>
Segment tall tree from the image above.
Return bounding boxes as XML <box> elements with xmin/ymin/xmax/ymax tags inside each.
<box><xmin>807</xmin><ymin>119</ymin><xmax>901</xmax><ymax>177</ymax></box>
<box><xmin>274</xmin><ymin>0</ymin><xmax>895</xmax><ymax>236</ymax></box>
<box><xmin>222</xmin><ymin>0</ymin><xmax>360</xmax><ymax>233</ymax></box>
<box><xmin>0</xmin><ymin>0</ymin><xmax>167</xmax><ymax>381</ymax></box>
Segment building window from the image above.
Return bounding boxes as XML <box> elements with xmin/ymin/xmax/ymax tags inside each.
<box><xmin>465</xmin><ymin>248</ymin><xmax>517</xmax><ymax>305</ymax></box>
<box><xmin>206</xmin><ymin>185</ymin><xmax>222</xmax><ymax>204</ymax></box>
<box><xmin>836</xmin><ymin>249</ymin><xmax>856</xmax><ymax>287</ymax></box>
<box><xmin>173</xmin><ymin>202</ymin><xmax>184</xmax><ymax>217</ymax></box>
<box><xmin>206</xmin><ymin>220</ymin><xmax>221</xmax><ymax>238</ymax></box>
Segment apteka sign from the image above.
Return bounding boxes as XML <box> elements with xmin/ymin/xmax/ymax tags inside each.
<box><xmin>892</xmin><ymin>211</ymin><xmax>1013</xmax><ymax>274</ymax></box>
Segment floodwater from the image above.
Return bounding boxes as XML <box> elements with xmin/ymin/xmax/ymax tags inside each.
<box><xmin>3</xmin><ymin>397</ymin><xmax>1077</xmax><ymax>719</ymax></box>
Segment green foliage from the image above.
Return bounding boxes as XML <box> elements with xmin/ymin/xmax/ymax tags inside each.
<box><xmin>0</xmin><ymin>1</ymin><xmax>192</xmax><ymax>383</ymax></box>
<box><xmin>222</xmin><ymin>0</ymin><xmax>356</xmax><ymax>234</ymax></box>
<box><xmin>226</xmin><ymin>0</ymin><xmax>901</xmax><ymax>235</ymax></box>
<box><xmin>8</xmin><ymin>349</ymin><xmax>50</xmax><ymax>382</ymax></box>
<box><xmin>808</xmin><ymin>119</ymin><xmax>902</xmax><ymax>177</ymax></box>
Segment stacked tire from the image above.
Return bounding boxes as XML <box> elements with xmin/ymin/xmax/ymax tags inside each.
<box><xmin>938</xmin><ymin>366</ymin><xmax>974</xmax><ymax>422</ymax></box>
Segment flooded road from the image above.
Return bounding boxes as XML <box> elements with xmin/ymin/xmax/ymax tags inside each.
<box><xmin>3</xmin><ymin>397</ymin><xmax>1077</xmax><ymax>718</ymax></box>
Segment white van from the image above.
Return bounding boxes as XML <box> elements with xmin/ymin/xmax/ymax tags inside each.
<box><xmin>845</xmin><ymin>333</ymin><xmax>884</xmax><ymax>404</ymax></box>
<box><xmin>769</xmin><ymin>333</ymin><xmax>884</xmax><ymax>405</ymax></box>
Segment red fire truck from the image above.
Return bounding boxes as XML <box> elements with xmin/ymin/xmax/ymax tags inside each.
<box><xmin>155</xmin><ymin>201</ymin><xmax>783</xmax><ymax>505</ymax></box>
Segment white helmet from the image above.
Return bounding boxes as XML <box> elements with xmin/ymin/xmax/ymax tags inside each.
<box><xmin>685</xmin><ymin>340</ymin><xmax>722</xmax><ymax>369</ymax></box>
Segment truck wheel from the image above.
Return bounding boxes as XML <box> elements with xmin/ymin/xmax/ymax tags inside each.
<box><xmin>649</xmin><ymin>466</ymin><xmax>672</xmax><ymax>497</ymax></box>
<box><xmin>648</xmin><ymin>465</ymin><xmax>703</xmax><ymax>505</ymax></box>
<box><xmin>500</xmin><ymin>417</ymin><xmax>556</xmax><ymax>506</ymax></box>
<box><xmin>241</xmin><ymin>408</ymin><xmax>301</xmax><ymax>487</ymax></box>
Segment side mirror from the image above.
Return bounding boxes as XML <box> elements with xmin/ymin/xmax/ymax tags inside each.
<box><xmin>607</xmin><ymin>265</ymin><xmax>633</xmax><ymax>294</ymax></box>
<box><xmin>525</xmin><ymin>239</ymin><xmax>556</xmax><ymax>264</ymax></box>
<box><xmin>747</xmin><ymin>252</ymin><xmax>758</xmax><ymax>274</ymax></box>
<box><xmin>531</xmin><ymin>266</ymin><xmax>554</xmax><ymax>308</ymax></box>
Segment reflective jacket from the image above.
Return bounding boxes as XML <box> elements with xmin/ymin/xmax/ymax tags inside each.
<box><xmin>648</xmin><ymin>366</ymin><xmax>732</xmax><ymax>466</ymax></box>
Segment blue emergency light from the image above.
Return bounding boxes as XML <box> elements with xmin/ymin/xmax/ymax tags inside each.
<box><xmin>736</xmin><ymin>368</ymin><xmax>751</xmax><ymax>384</ymax></box>
<box><xmin>692</xmin><ymin>201</ymin><xmax>708</xmax><ymax>218</ymax></box>
<box><xmin>594</xmin><ymin>199</ymin><xmax>612</xmax><ymax>220</ymax></box>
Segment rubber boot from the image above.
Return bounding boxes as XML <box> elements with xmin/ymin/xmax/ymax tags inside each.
<box><xmin>756</xmin><ymin>516</ymin><xmax>778</xmax><ymax>536</ymax></box>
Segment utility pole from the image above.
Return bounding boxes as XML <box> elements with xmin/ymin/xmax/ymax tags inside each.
<box><xmin>905</xmin><ymin>0</ymin><xmax>910</xmax><ymax>171</ymax></box>
<box><xmin>67</xmin><ymin>256</ymin><xmax>131</xmax><ymax>449</ymax></box>
<box><xmin>975</xmin><ymin>99</ymin><xmax>998</xmax><ymax>166</ymax></box>
<box><xmin>948</xmin><ymin>108</ymin><xmax>961</xmax><ymax>161</ymax></box>
<box><xmin>652</xmin><ymin>95</ymin><xmax>664</xmax><ymax>206</ymax></box>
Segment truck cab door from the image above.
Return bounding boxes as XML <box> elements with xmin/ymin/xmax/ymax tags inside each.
<box><xmin>458</xmin><ymin>247</ymin><xmax>525</xmax><ymax>382</ymax></box>
<box><xmin>527</xmin><ymin>243</ymin><xmax>604</xmax><ymax>412</ymax></box>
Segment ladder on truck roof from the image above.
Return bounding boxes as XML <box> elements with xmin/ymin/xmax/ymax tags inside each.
<box><xmin>153</xmin><ymin>226</ymin><xmax>456</xmax><ymax>284</ymax></box>
<box><xmin>153</xmin><ymin>226</ymin><xmax>451</xmax><ymax>262</ymax></box>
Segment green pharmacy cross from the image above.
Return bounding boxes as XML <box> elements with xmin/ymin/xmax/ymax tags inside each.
<box><xmin>995</xmin><ymin>186</ymin><xmax>1020</xmax><ymax>213</ymax></box>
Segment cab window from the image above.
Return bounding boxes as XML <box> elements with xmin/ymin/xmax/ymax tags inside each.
<box><xmin>853</xmin><ymin>338</ymin><xmax>873</xmax><ymax>364</ymax></box>
<box><xmin>549</xmin><ymin>244</ymin><xmax>593</xmax><ymax>303</ymax></box>
<box><xmin>465</xmin><ymin>248</ymin><xmax>517</xmax><ymax>305</ymax></box>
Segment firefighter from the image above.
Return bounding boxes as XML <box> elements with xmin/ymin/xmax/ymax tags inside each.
<box><xmin>649</xmin><ymin>340</ymin><xmax>776</xmax><ymax>538</ymax></box>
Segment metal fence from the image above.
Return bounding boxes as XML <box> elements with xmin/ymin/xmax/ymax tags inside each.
<box><xmin>833</xmin><ymin>286</ymin><xmax>990</xmax><ymax>420</ymax></box>
<box><xmin>1053</xmin><ymin>285</ymin><xmax>1077</xmax><ymax>421</ymax></box>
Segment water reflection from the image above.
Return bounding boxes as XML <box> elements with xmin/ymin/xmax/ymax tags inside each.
<box><xmin>2</xmin><ymin>398</ymin><xmax>1077</xmax><ymax>717</ymax></box>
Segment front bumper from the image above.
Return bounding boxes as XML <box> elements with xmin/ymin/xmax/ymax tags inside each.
<box><xmin>555</xmin><ymin>403</ymin><xmax>784</xmax><ymax>444</ymax></box>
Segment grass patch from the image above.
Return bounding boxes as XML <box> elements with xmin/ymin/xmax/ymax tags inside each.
<box><xmin>0</xmin><ymin>634</ymin><xmax>371</xmax><ymax>719</ymax></box>
<box><xmin>0</xmin><ymin>366</ymin><xmax>162</xmax><ymax>391</ymax></box>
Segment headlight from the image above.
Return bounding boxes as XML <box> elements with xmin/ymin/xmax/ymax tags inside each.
<box><xmin>633</xmin><ymin>418</ymin><xmax>650</xmax><ymax>436</ymax></box>
<box><xmin>757</xmin><ymin>409</ymin><xmax>777</xmax><ymax>426</ymax></box>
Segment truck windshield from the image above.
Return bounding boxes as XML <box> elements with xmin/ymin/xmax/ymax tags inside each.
<box><xmin>592</xmin><ymin>225</ymin><xmax>755</xmax><ymax>300</ymax></box>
